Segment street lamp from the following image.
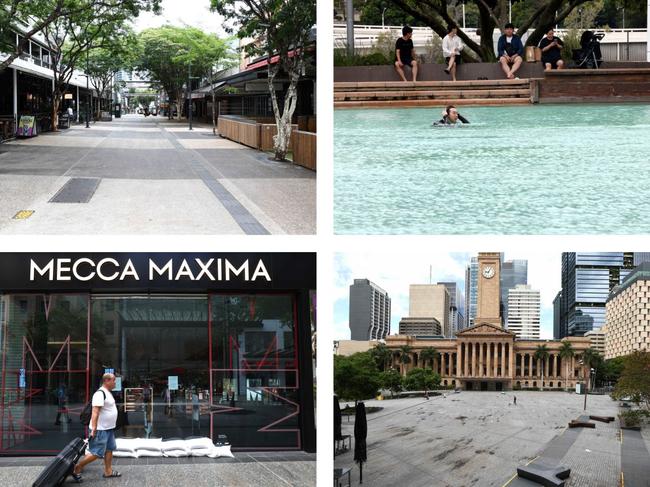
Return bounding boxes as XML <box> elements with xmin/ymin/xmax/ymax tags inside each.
<box><xmin>84</xmin><ymin>50</ymin><xmax>90</xmax><ymax>128</ymax></box>
<box><xmin>381</xmin><ymin>7</ymin><xmax>387</xmax><ymax>29</ymax></box>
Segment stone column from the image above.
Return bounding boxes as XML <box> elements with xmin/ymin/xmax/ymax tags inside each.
<box><xmin>472</xmin><ymin>342</ymin><xmax>477</xmax><ymax>376</ymax></box>
<box><xmin>456</xmin><ymin>346</ymin><xmax>462</xmax><ymax>378</ymax></box>
<box><xmin>464</xmin><ymin>344</ymin><xmax>469</xmax><ymax>376</ymax></box>
<box><xmin>478</xmin><ymin>343</ymin><xmax>483</xmax><ymax>377</ymax></box>
<box><xmin>500</xmin><ymin>345</ymin><xmax>505</xmax><ymax>377</ymax></box>
<box><xmin>509</xmin><ymin>344</ymin><xmax>514</xmax><ymax>379</ymax></box>
<box><xmin>441</xmin><ymin>353</ymin><xmax>446</xmax><ymax>377</ymax></box>
<box><xmin>486</xmin><ymin>343</ymin><xmax>492</xmax><ymax>378</ymax></box>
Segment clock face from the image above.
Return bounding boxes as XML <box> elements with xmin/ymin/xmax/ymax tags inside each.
<box><xmin>482</xmin><ymin>265</ymin><xmax>495</xmax><ymax>279</ymax></box>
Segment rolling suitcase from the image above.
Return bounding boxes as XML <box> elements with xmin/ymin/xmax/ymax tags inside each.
<box><xmin>32</xmin><ymin>437</ymin><xmax>87</xmax><ymax>487</ymax></box>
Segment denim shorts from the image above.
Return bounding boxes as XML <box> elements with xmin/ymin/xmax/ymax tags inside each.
<box><xmin>88</xmin><ymin>429</ymin><xmax>116</xmax><ymax>458</ymax></box>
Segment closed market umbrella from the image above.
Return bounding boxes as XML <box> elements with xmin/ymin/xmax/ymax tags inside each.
<box><xmin>354</xmin><ymin>402</ymin><xmax>367</xmax><ymax>484</ymax></box>
<box><xmin>335</xmin><ymin>396</ymin><xmax>342</xmax><ymax>441</ymax></box>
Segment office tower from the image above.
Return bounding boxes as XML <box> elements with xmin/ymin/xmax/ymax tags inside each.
<box><xmin>398</xmin><ymin>317</ymin><xmax>442</xmax><ymax>336</ymax></box>
<box><xmin>409</xmin><ymin>284</ymin><xmax>450</xmax><ymax>336</ymax></box>
<box><xmin>553</xmin><ymin>290</ymin><xmax>562</xmax><ymax>339</ymax></box>
<box><xmin>500</xmin><ymin>259</ymin><xmax>528</xmax><ymax>325</ymax></box>
<box><xmin>349</xmin><ymin>279</ymin><xmax>391</xmax><ymax>340</ymax></box>
<box><xmin>506</xmin><ymin>285</ymin><xmax>541</xmax><ymax>340</ymax></box>
<box><xmin>559</xmin><ymin>253</ymin><xmax>637</xmax><ymax>337</ymax></box>
<box><xmin>438</xmin><ymin>281</ymin><xmax>464</xmax><ymax>337</ymax></box>
<box><xmin>465</xmin><ymin>257</ymin><xmax>478</xmax><ymax>329</ymax></box>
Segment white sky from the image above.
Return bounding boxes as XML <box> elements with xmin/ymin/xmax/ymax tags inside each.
<box><xmin>132</xmin><ymin>0</ymin><xmax>231</xmax><ymax>36</ymax></box>
<box><xmin>333</xmin><ymin>251</ymin><xmax>562</xmax><ymax>341</ymax></box>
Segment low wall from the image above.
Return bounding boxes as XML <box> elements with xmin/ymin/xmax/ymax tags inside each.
<box><xmin>217</xmin><ymin>116</ymin><xmax>316</xmax><ymax>171</ymax></box>
<box><xmin>538</xmin><ymin>67</ymin><xmax>650</xmax><ymax>103</ymax></box>
<box><xmin>335</xmin><ymin>63</ymin><xmax>545</xmax><ymax>82</ymax></box>
<box><xmin>291</xmin><ymin>130</ymin><xmax>316</xmax><ymax>171</ymax></box>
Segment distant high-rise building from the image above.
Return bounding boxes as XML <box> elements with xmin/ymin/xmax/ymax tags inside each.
<box><xmin>349</xmin><ymin>279</ymin><xmax>391</xmax><ymax>340</ymax></box>
<box><xmin>409</xmin><ymin>284</ymin><xmax>450</xmax><ymax>336</ymax></box>
<box><xmin>559</xmin><ymin>253</ymin><xmax>638</xmax><ymax>337</ymax></box>
<box><xmin>553</xmin><ymin>290</ymin><xmax>563</xmax><ymax>339</ymax></box>
<box><xmin>398</xmin><ymin>317</ymin><xmax>442</xmax><ymax>336</ymax></box>
<box><xmin>500</xmin><ymin>259</ymin><xmax>528</xmax><ymax>325</ymax></box>
<box><xmin>506</xmin><ymin>284</ymin><xmax>540</xmax><ymax>340</ymax></box>
<box><xmin>438</xmin><ymin>282</ymin><xmax>464</xmax><ymax>337</ymax></box>
<box><xmin>465</xmin><ymin>257</ymin><xmax>478</xmax><ymax>329</ymax></box>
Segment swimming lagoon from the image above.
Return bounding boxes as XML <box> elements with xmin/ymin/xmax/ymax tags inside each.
<box><xmin>334</xmin><ymin>104</ymin><xmax>650</xmax><ymax>234</ymax></box>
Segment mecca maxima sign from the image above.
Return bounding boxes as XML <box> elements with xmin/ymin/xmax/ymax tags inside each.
<box><xmin>0</xmin><ymin>253</ymin><xmax>316</xmax><ymax>292</ymax></box>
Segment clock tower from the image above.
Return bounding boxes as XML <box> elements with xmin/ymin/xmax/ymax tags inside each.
<box><xmin>476</xmin><ymin>252</ymin><xmax>502</xmax><ymax>327</ymax></box>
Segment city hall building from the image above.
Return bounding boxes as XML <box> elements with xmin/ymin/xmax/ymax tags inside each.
<box><xmin>0</xmin><ymin>253</ymin><xmax>316</xmax><ymax>455</ymax></box>
<box><xmin>385</xmin><ymin>253</ymin><xmax>590</xmax><ymax>391</ymax></box>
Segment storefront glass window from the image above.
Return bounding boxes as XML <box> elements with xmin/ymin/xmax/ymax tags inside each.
<box><xmin>0</xmin><ymin>294</ymin><xmax>89</xmax><ymax>454</ymax></box>
<box><xmin>210</xmin><ymin>294</ymin><xmax>300</xmax><ymax>449</ymax></box>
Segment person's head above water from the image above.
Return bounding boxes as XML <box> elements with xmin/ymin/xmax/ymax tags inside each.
<box><xmin>446</xmin><ymin>105</ymin><xmax>459</xmax><ymax>123</ymax></box>
<box><xmin>504</xmin><ymin>23</ymin><xmax>515</xmax><ymax>36</ymax></box>
<box><xmin>402</xmin><ymin>25</ymin><xmax>413</xmax><ymax>39</ymax></box>
<box><xmin>447</xmin><ymin>25</ymin><xmax>457</xmax><ymax>36</ymax></box>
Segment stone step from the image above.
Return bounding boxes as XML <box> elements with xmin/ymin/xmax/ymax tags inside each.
<box><xmin>334</xmin><ymin>79</ymin><xmax>532</xmax><ymax>91</ymax></box>
<box><xmin>334</xmin><ymin>88</ymin><xmax>531</xmax><ymax>101</ymax></box>
<box><xmin>334</xmin><ymin>97</ymin><xmax>532</xmax><ymax>109</ymax></box>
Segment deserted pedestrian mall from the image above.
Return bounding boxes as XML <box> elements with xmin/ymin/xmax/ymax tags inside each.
<box><xmin>0</xmin><ymin>253</ymin><xmax>316</xmax><ymax>455</ymax></box>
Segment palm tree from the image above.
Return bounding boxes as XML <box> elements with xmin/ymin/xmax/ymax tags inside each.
<box><xmin>398</xmin><ymin>345</ymin><xmax>413</xmax><ymax>375</ymax></box>
<box><xmin>559</xmin><ymin>340</ymin><xmax>574</xmax><ymax>392</ymax></box>
<box><xmin>534</xmin><ymin>344</ymin><xmax>550</xmax><ymax>391</ymax></box>
<box><xmin>419</xmin><ymin>347</ymin><xmax>440</xmax><ymax>372</ymax></box>
<box><xmin>371</xmin><ymin>343</ymin><xmax>392</xmax><ymax>371</ymax></box>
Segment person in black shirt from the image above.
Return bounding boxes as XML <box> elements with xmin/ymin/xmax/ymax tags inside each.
<box><xmin>538</xmin><ymin>28</ymin><xmax>564</xmax><ymax>71</ymax></box>
<box><xmin>395</xmin><ymin>25</ymin><xmax>418</xmax><ymax>82</ymax></box>
<box><xmin>432</xmin><ymin>105</ymin><xmax>470</xmax><ymax>126</ymax></box>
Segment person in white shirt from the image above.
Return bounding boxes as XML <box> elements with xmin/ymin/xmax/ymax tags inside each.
<box><xmin>72</xmin><ymin>373</ymin><xmax>121</xmax><ymax>481</ymax></box>
<box><xmin>442</xmin><ymin>25</ymin><xmax>464</xmax><ymax>81</ymax></box>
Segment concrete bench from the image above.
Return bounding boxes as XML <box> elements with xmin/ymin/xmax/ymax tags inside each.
<box><xmin>568</xmin><ymin>420</ymin><xmax>595</xmax><ymax>428</ymax></box>
<box><xmin>589</xmin><ymin>415</ymin><xmax>615</xmax><ymax>423</ymax></box>
<box><xmin>517</xmin><ymin>463</ymin><xmax>571</xmax><ymax>487</ymax></box>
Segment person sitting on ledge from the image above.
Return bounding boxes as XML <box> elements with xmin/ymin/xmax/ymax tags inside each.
<box><xmin>538</xmin><ymin>28</ymin><xmax>564</xmax><ymax>71</ymax></box>
<box><xmin>442</xmin><ymin>25</ymin><xmax>464</xmax><ymax>81</ymax></box>
<box><xmin>433</xmin><ymin>105</ymin><xmax>470</xmax><ymax>126</ymax></box>
<box><xmin>497</xmin><ymin>23</ymin><xmax>524</xmax><ymax>79</ymax></box>
<box><xmin>395</xmin><ymin>25</ymin><xmax>418</xmax><ymax>82</ymax></box>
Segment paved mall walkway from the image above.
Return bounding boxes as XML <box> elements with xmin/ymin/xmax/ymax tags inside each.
<box><xmin>0</xmin><ymin>115</ymin><xmax>315</xmax><ymax>234</ymax></box>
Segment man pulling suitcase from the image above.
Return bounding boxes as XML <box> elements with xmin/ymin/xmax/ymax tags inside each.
<box><xmin>73</xmin><ymin>373</ymin><xmax>122</xmax><ymax>482</ymax></box>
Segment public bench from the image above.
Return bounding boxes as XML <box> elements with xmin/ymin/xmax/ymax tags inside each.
<box><xmin>568</xmin><ymin>420</ymin><xmax>595</xmax><ymax>428</ymax></box>
<box><xmin>333</xmin><ymin>467</ymin><xmax>351</xmax><ymax>487</ymax></box>
<box><xmin>589</xmin><ymin>415</ymin><xmax>615</xmax><ymax>423</ymax></box>
<box><xmin>517</xmin><ymin>463</ymin><xmax>571</xmax><ymax>487</ymax></box>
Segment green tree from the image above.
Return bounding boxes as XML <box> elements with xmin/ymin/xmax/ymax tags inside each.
<box><xmin>385</xmin><ymin>0</ymin><xmax>608</xmax><ymax>61</ymax></box>
<box><xmin>403</xmin><ymin>367</ymin><xmax>441</xmax><ymax>393</ymax></box>
<box><xmin>334</xmin><ymin>352</ymin><xmax>381</xmax><ymax>402</ymax></box>
<box><xmin>0</xmin><ymin>0</ymin><xmax>73</xmax><ymax>73</ymax></box>
<box><xmin>397</xmin><ymin>345</ymin><xmax>412</xmax><ymax>374</ymax></box>
<box><xmin>613</xmin><ymin>351</ymin><xmax>650</xmax><ymax>410</ymax></box>
<box><xmin>419</xmin><ymin>347</ymin><xmax>439</xmax><ymax>370</ymax></box>
<box><xmin>370</xmin><ymin>342</ymin><xmax>392</xmax><ymax>371</ymax></box>
<box><xmin>599</xmin><ymin>356</ymin><xmax>625</xmax><ymax>385</ymax></box>
<box><xmin>211</xmin><ymin>0</ymin><xmax>315</xmax><ymax>161</ymax></box>
<box><xmin>41</xmin><ymin>0</ymin><xmax>159</xmax><ymax>130</ymax></box>
<box><xmin>379</xmin><ymin>368</ymin><xmax>403</xmax><ymax>397</ymax></box>
<box><xmin>85</xmin><ymin>30</ymin><xmax>139</xmax><ymax>120</ymax></box>
<box><xmin>534</xmin><ymin>344</ymin><xmax>549</xmax><ymax>391</ymax></box>
<box><xmin>559</xmin><ymin>340</ymin><xmax>574</xmax><ymax>392</ymax></box>
<box><xmin>580</xmin><ymin>347</ymin><xmax>599</xmax><ymax>393</ymax></box>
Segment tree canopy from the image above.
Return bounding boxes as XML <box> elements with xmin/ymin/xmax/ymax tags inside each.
<box><xmin>210</xmin><ymin>0</ymin><xmax>315</xmax><ymax>160</ymax></box>
<box><xmin>334</xmin><ymin>352</ymin><xmax>382</xmax><ymax>401</ymax></box>
<box><xmin>613</xmin><ymin>351</ymin><xmax>650</xmax><ymax>410</ymax></box>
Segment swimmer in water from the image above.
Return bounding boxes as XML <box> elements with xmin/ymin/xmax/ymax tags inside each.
<box><xmin>432</xmin><ymin>105</ymin><xmax>469</xmax><ymax>126</ymax></box>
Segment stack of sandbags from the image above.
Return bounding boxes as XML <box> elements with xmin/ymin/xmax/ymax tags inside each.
<box><xmin>185</xmin><ymin>437</ymin><xmax>234</xmax><ymax>458</ymax></box>
<box><xmin>161</xmin><ymin>438</ymin><xmax>190</xmax><ymax>457</ymax></box>
<box><xmin>135</xmin><ymin>438</ymin><xmax>163</xmax><ymax>457</ymax></box>
<box><xmin>113</xmin><ymin>436</ymin><xmax>234</xmax><ymax>459</ymax></box>
<box><xmin>113</xmin><ymin>438</ymin><xmax>140</xmax><ymax>458</ymax></box>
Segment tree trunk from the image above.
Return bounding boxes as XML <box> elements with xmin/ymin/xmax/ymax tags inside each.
<box><xmin>51</xmin><ymin>97</ymin><xmax>60</xmax><ymax>133</ymax></box>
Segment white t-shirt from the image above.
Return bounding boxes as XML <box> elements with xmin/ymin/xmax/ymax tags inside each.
<box><xmin>91</xmin><ymin>386</ymin><xmax>118</xmax><ymax>431</ymax></box>
<box><xmin>442</xmin><ymin>34</ymin><xmax>464</xmax><ymax>58</ymax></box>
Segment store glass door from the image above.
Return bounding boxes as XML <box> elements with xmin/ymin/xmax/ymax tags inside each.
<box><xmin>210</xmin><ymin>294</ymin><xmax>300</xmax><ymax>450</ymax></box>
<box><xmin>91</xmin><ymin>296</ymin><xmax>209</xmax><ymax>440</ymax></box>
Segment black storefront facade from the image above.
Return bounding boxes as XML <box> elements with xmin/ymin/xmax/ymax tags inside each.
<box><xmin>0</xmin><ymin>253</ymin><xmax>316</xmax><ymax>455</ymax></box>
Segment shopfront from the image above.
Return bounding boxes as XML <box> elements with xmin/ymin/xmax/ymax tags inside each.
<box><xmin>0</xmin><ymin>253</ymin><xmax>316</xmax><ymax>455</ymax></box>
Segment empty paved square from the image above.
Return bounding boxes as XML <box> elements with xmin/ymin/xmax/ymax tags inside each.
<box><xmin>335</xmin><ymin>391</ymin><xmax>639</xmax><ymax>487</ymax></box>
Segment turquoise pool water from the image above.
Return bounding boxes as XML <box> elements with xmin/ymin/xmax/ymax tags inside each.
<box><xmin>334</xmin><ymin>104</ymin><xmax>650</xmax><ymax>234</ymax></box>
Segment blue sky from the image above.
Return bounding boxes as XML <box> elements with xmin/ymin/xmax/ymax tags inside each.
<box><xmin>333</xmin><ymin>251</ymin><xmax>560</xmax><ymax>340</ymax></box>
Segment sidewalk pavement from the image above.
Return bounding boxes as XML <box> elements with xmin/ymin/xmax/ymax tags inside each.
<box><xmin>0</xmin><ymin>115</ymin><xmax>315</xmax><ymax>234</ymax></box>
<box><xmin>0</xmin><ymin>451</ymin><xmax>315</xmax><ymax>486</ymax></box>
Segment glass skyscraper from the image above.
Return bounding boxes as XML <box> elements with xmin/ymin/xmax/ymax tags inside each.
<box><xmin>559</xmin><ymin>252</ymin><xmax>641</xmax><ymax>337</ymax></box>
<box><xmin>501</xmin><ymin>259</ymin><xmax>528</xmax><ymax>325</ymax></box>
<box><xmin>464</xmin><ymin>257</ymin><xmax>478</xmax><ymax>329</ymax></box>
